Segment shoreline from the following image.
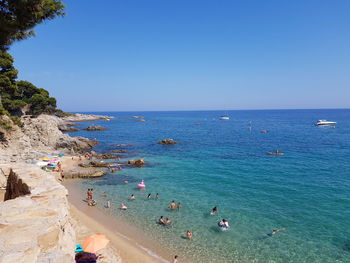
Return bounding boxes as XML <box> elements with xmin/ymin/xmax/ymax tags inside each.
<box><xmin>64</xmin><ymin>180</ymin><xmax>173</xmax><ymax>263</ymax></box>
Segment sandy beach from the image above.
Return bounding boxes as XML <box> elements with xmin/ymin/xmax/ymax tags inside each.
<box><xmin>61</xmin><ymin>157</ymin><xmax>174</xmax><ymax>263</ymax></box>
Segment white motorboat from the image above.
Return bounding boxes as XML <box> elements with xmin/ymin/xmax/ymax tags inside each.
<box><xmin>315</xmin><ymin>120</ymin><xmax>336</xmax><ymax>126</ymax></box>
<box><xmin>219</xmin><ymin>116</ymin><xmax>229</xmax><ymax>120</ymax></box>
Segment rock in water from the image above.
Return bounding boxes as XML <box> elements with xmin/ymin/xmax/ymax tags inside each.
<box><xmin>83</xmin><ymin>126</ymin><xmax>107</xmax><ymax>131</ymax></box>
<box><xmin>157</xmin><ymin>139</ymin><xmax>177</xmax><ymax>145</ymax></box>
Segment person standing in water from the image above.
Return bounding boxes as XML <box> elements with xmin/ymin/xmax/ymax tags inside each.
<box><xmin>130</xmin><ymin>194</ymin><xmax>135</xmax><ymax>200</ymax></box>
<box><xmin>155</xmin><ymin>193</ymin><xmax>159</xmax><ymax>199</ymax></box>
<box><xmin>186</xmin><ymin>230</ymin><xmax>193</xmax><ymax>241</ymax></box>
<box><xmin>170</xmin><ymin>200</ymin><xmax>176</xmax><ymax>209</ymax></box>
<box><xmin>147</xmin><ymin>193</ymin><xmax>151</xmax><ymax>199</ymax></box>
<box><xmin>159</xmin><ymin>216</ymin><xmax>165</xmax><ymax>225</ymax></box>
<box><xmin>211</xmin><ymin>206</ymin><xmax>217</xmax><ymax>215</ymax></box>
<box><xmin>177</xmin><ymin>202</ymin><xmax>182</xmax><ymax>210</ymax></box>
<box><xmin>172</xmin><ymin>255</ymin><xmax>178</xmax><ymax>263</ymax></box>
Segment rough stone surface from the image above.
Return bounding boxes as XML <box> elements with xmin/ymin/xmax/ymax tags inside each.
<box><xmin>127</xmin><ymin>158</ymin><xmax>145</xmax><ymax>167</ymax></box>
<box><xmin>157</xmin><ymin>138</ymin><xmax>177</xmax><ymax>145</ymax></box>
<box><xmin>83</xmin><ymin>125</ymin><xmax>107</xmax><ymax>131</ymax></box>
<box><xmin>0</xmin><ymin>114</ymin><xmax>97</xmax><ymax>164</ymax></box>
<box><xmin>0</xmin><ymin>164</ymin><xmax>76</xmax><ymax>263</ymax></box>
<box><xmin>64</xmin><ymin>169</ymin><xmax>106</xmax><ymax>179</ymax></box>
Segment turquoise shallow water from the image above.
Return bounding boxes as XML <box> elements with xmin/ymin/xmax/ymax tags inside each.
<box><xmin>70</xmin><ymin>109</ymin><xmax>350</xmax><ymax>263</ymax></box>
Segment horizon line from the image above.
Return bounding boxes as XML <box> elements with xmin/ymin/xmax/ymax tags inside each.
<box><xmin>66</xmin><ymin>107</ymin><xmax>350</xmax><ymax>113</ymax></box>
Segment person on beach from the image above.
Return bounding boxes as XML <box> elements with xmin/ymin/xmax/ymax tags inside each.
<box><xmin>159</xmin><ymin>216</ymin><xmax>165</xmax><ymax>225</ymax></box>
<box><xmin>57</xmin><ymin>161</ymin><xmax>62</xmax><ymax>171</ymax></box>
<box><xmin>147</xmin><ymin>193</ymin><xmax>151</xmax><ymax>199</ymax></box>
<box><xmin>155</xmin><ymin>193</ymin><xmax>159</xmax><ymax>199</ymax></box>
<box><xmin>120</xmin><ymin>203</ymin><xmax>127</xmax><ymax>210</ymax></box>
<box><xmin>170</xmin><ymin>200</ymin><xmax>176</xmax><ymax>209</ymax></box>
<box><xmin>177</xmin><ymin>202</ymin><xmax>182</xmax><ymax>210</ymax></box>
<box><xmin>173</xmin><ymin>255</ymin><xmax>178</xmax><ymax>263</ymax></box>
<box><xmin>266</xmin><ymin>227</ymin><xmax>286</xmax><ymax>237</ymax></box>
<box><xmin>90</xmin><ymin>189</ymin><xmax>94</xmax><ymax>200</ymax></box>
<box><xmin>130</xmin><ymin>194</ymin><xmax>135</xmax><ymax>200</ymax></box>
<box><xmin>186</xmin><ymin>230</ymin><xmax>193</xmax><ymax>241</ymax></box>
<box><xmin>105</xmin><ymin>200</ymin><xmax>110</xmax><ymax>208</ymax></box>
<box><xmin>87</xmin><ymin>189</ymin><xmax>92</xmax><ymax>200</ymax></box>
<box><xmin>60</xmin><ymin>170</ymin><xmax>64</xmax><ymax>181</ymax></box>
<box><xmin>211</xmin><ymin>206</ymin><xmax>218</xmax><ymax>215</ymax></box>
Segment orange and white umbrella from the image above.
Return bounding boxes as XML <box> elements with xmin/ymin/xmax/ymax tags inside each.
<box><xmin>82</xmin><ymin>234</ymin><xmax>109</xmax><ymax>253</ymax></box>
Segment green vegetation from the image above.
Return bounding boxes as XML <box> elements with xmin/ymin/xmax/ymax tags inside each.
<box><xmin>0</xmin><ymin>0</ymin><xmax>66</xmax><ymax>127</ymax></box>
<box><xmin>0</xmin><ymin>51</ymin><xmax>57</xmax><ymax>117</ymax></box>
<box><xmin>0</xmin><ymin>0</ymin><xmax>65</xmax><ymax>50</ymax></box>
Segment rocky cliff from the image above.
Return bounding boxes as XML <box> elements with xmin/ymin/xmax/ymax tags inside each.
<box><xmin>0</xmin><ymin>164</ymin><xmax>76</xmax><ymax>263</ymax></box>
<box><xmin>0</xmin><ymin>114</ymin><xmax>98</xmax><ymax>164</ymax></box>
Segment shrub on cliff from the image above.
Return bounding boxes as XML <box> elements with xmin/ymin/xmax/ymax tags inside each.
<box><xmin>0</xmin><ymin>51</ymin><xmax>58</xmax><ymax>117</ymax></box>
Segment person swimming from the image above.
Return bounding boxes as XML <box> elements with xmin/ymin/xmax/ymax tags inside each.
<box><xmin>165</xmin><ymin>218</ymin><xmax>172</xmax><ymax>226</ymax></box>
<box><xmin>211</xmin><ymin>206</ymin><xmax>218</xmax><ymax>215</ymax></box>
<box><xmin>266</xmin><ymin>227</ymin><xmax>286</xmax><ymax>237</ymax></box>
<box><xmin>120</xmin><ymin>203</ymin><xmax>127</xmax><ymax>210</ymax></box>
<box><xmin>159</xmin><ymin>216</ymin><xmax>165</xmax><ymax>225</ymax></box>
<box><xmin>170</xmin><ymin>200</ymin><xmax>176</xmax><ymax>209</ymax></box>
<box><xmin>130</xmin><ymin>194</ymin><xmax>135</xmax><ymax>200</ymax></box>
<box><xmin>218</xmin><ymin>219</ymin><xmax>229</xmax><ymax>229</ymax></box>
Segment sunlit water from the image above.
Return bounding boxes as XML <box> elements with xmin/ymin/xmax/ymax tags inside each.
<box><xmin>69</xmin><ymin>109</ymin><xmax>350</xmax><ymax>263</ymax></box>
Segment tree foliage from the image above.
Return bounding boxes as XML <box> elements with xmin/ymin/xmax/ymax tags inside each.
<box><xmin>0</xmin><ymin>51</ymin><xmax>58</xmax><ymax>116</ymax></box>
<box><xmin>0</xmin><ymin>0</ymin><xmax>65</xmax><ymax>50</ymax></box>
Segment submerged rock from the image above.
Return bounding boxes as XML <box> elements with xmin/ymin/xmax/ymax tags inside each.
<box><xmin>83</xmin><ymin>125</ymin><xmax>107</xmax><ymax>131</ymax></box>
<box><xmin>111</xmin><ymin>149</ymin><xmax>127</xmax><ymax>153</ymax></box>
<box><xmin>157</xmin><ymin>139</ymin><xmax>177</xmax><ymax>145</ymax></box>
<box><xmin>126</xmin><ymin>159</ymin><xmax>145</xmax><ymax>167</ymax></box>
<box><xmin>79</xmin><ymin>161</ymin><xmax>110</xmax><ymax>168</ymax></box>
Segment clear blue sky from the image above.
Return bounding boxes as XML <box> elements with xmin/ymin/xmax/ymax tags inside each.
<box><xmin>10</xmin><ymin>0</ymin><xmax>350</xmax><ymax>111</ymax></box>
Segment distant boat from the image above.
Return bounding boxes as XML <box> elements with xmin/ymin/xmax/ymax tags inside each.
<box><xmin>267</xmin><ymin>150</ymin><xmax>285</xmax><ymax>156</ymax></box>
<box><xmin>219</xmin><ymin>116</ymin><xmax>229</xmax><ymax>120</ymax></box>
<box><xmin>315</xmin><ymin>120</ymin><xmax>336</xmax><ymax>126</ymax></box>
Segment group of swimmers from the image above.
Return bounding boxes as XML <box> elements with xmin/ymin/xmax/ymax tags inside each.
<box><xmin>169</xmin><ymin>200</ymin><xmax>182</xmax><ymax>210</ymax></box>
<box><xmin>158</xmin><ymin>216</ymin><xmax>172</xmax><ymax>226</ymax></box>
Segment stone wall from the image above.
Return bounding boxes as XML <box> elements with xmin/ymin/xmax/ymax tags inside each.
<box><xmin>0</xmin><ymin>164</ymin><xmax>76</xmax><ymax>263</ymax></box>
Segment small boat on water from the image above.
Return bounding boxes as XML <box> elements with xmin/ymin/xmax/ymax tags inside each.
<box><xmin>219</xmin><ymin>116</ymin><xmax>229</xmax><ymax>120</ymax></box>
<box><xmin>267</xmin><ymin>150</ymin><xmax>285</xmax><ymax>156</ymax></box>
<box><xmin>315</xmin><ymin>120</ymin><xmax>336</xmax><ymax>126</ymax></box>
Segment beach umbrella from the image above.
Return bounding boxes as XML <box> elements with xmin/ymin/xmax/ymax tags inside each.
<box><xmin>82</xmin><ymin>234</ymin><xmax>109</xmax><ymax>253</ymax></box>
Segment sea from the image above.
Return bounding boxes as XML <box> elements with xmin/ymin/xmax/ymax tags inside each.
<box><xmin>68</xmin><ymin>109</ymin><xmax>350</xmax><ymax>263</ymax></box>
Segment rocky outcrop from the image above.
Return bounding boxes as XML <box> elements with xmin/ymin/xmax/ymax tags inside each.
<box><xmin>59</xmin><ymin>127</ymin><xmax>79</xmax><ymax>132</ymax></box>
<box><xmin>126</xmin><ymin>159</ymin><xmax>145</xmax><ymax>167</ymax></box>
<box><xmin>83</xmin><ymin>125</ymin><xmax>107</xmax><ymax>131</ymax></box>
<box><xmin>157</xmin><ymin>138</ymin><xmax>177</xmax><ymax>145</ymax></box>
<box><xmin>79</xmin><ymin>161</ymin><xmax>110</xmax><ymax>168</ymax></box>
<box><xmin>0</xmin><ymin>164</ymin><xmax>76</xmax><ymax>263</ymax></box>
<box><xmin>111</xmin><ymin>149</ymin><xmax>127</xmax><ymax>153</ymax></box>
<box><xmin>0</xmin><ymin>114</ymin><xmax>98</xmax><ymax>164</ymax></box>
<box><xmin>97</xmin><ymin>153</ymin><xmax>117</xmax><ymax>159</ymax></box>
<box><xmin>62</xmin><ymin>113</ymin><xmax>113</xmax><ymax>122</ymax></box>
<box><xmin>64</xmin><ymin>169</ymin><xmax>106</xmax><ymax>179</ymax></box>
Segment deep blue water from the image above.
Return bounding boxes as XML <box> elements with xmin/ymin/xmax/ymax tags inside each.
<box><xmin>70</xmin><ymin>109</ymin><xmax>350</xmax><ymax>263</ymax></box>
